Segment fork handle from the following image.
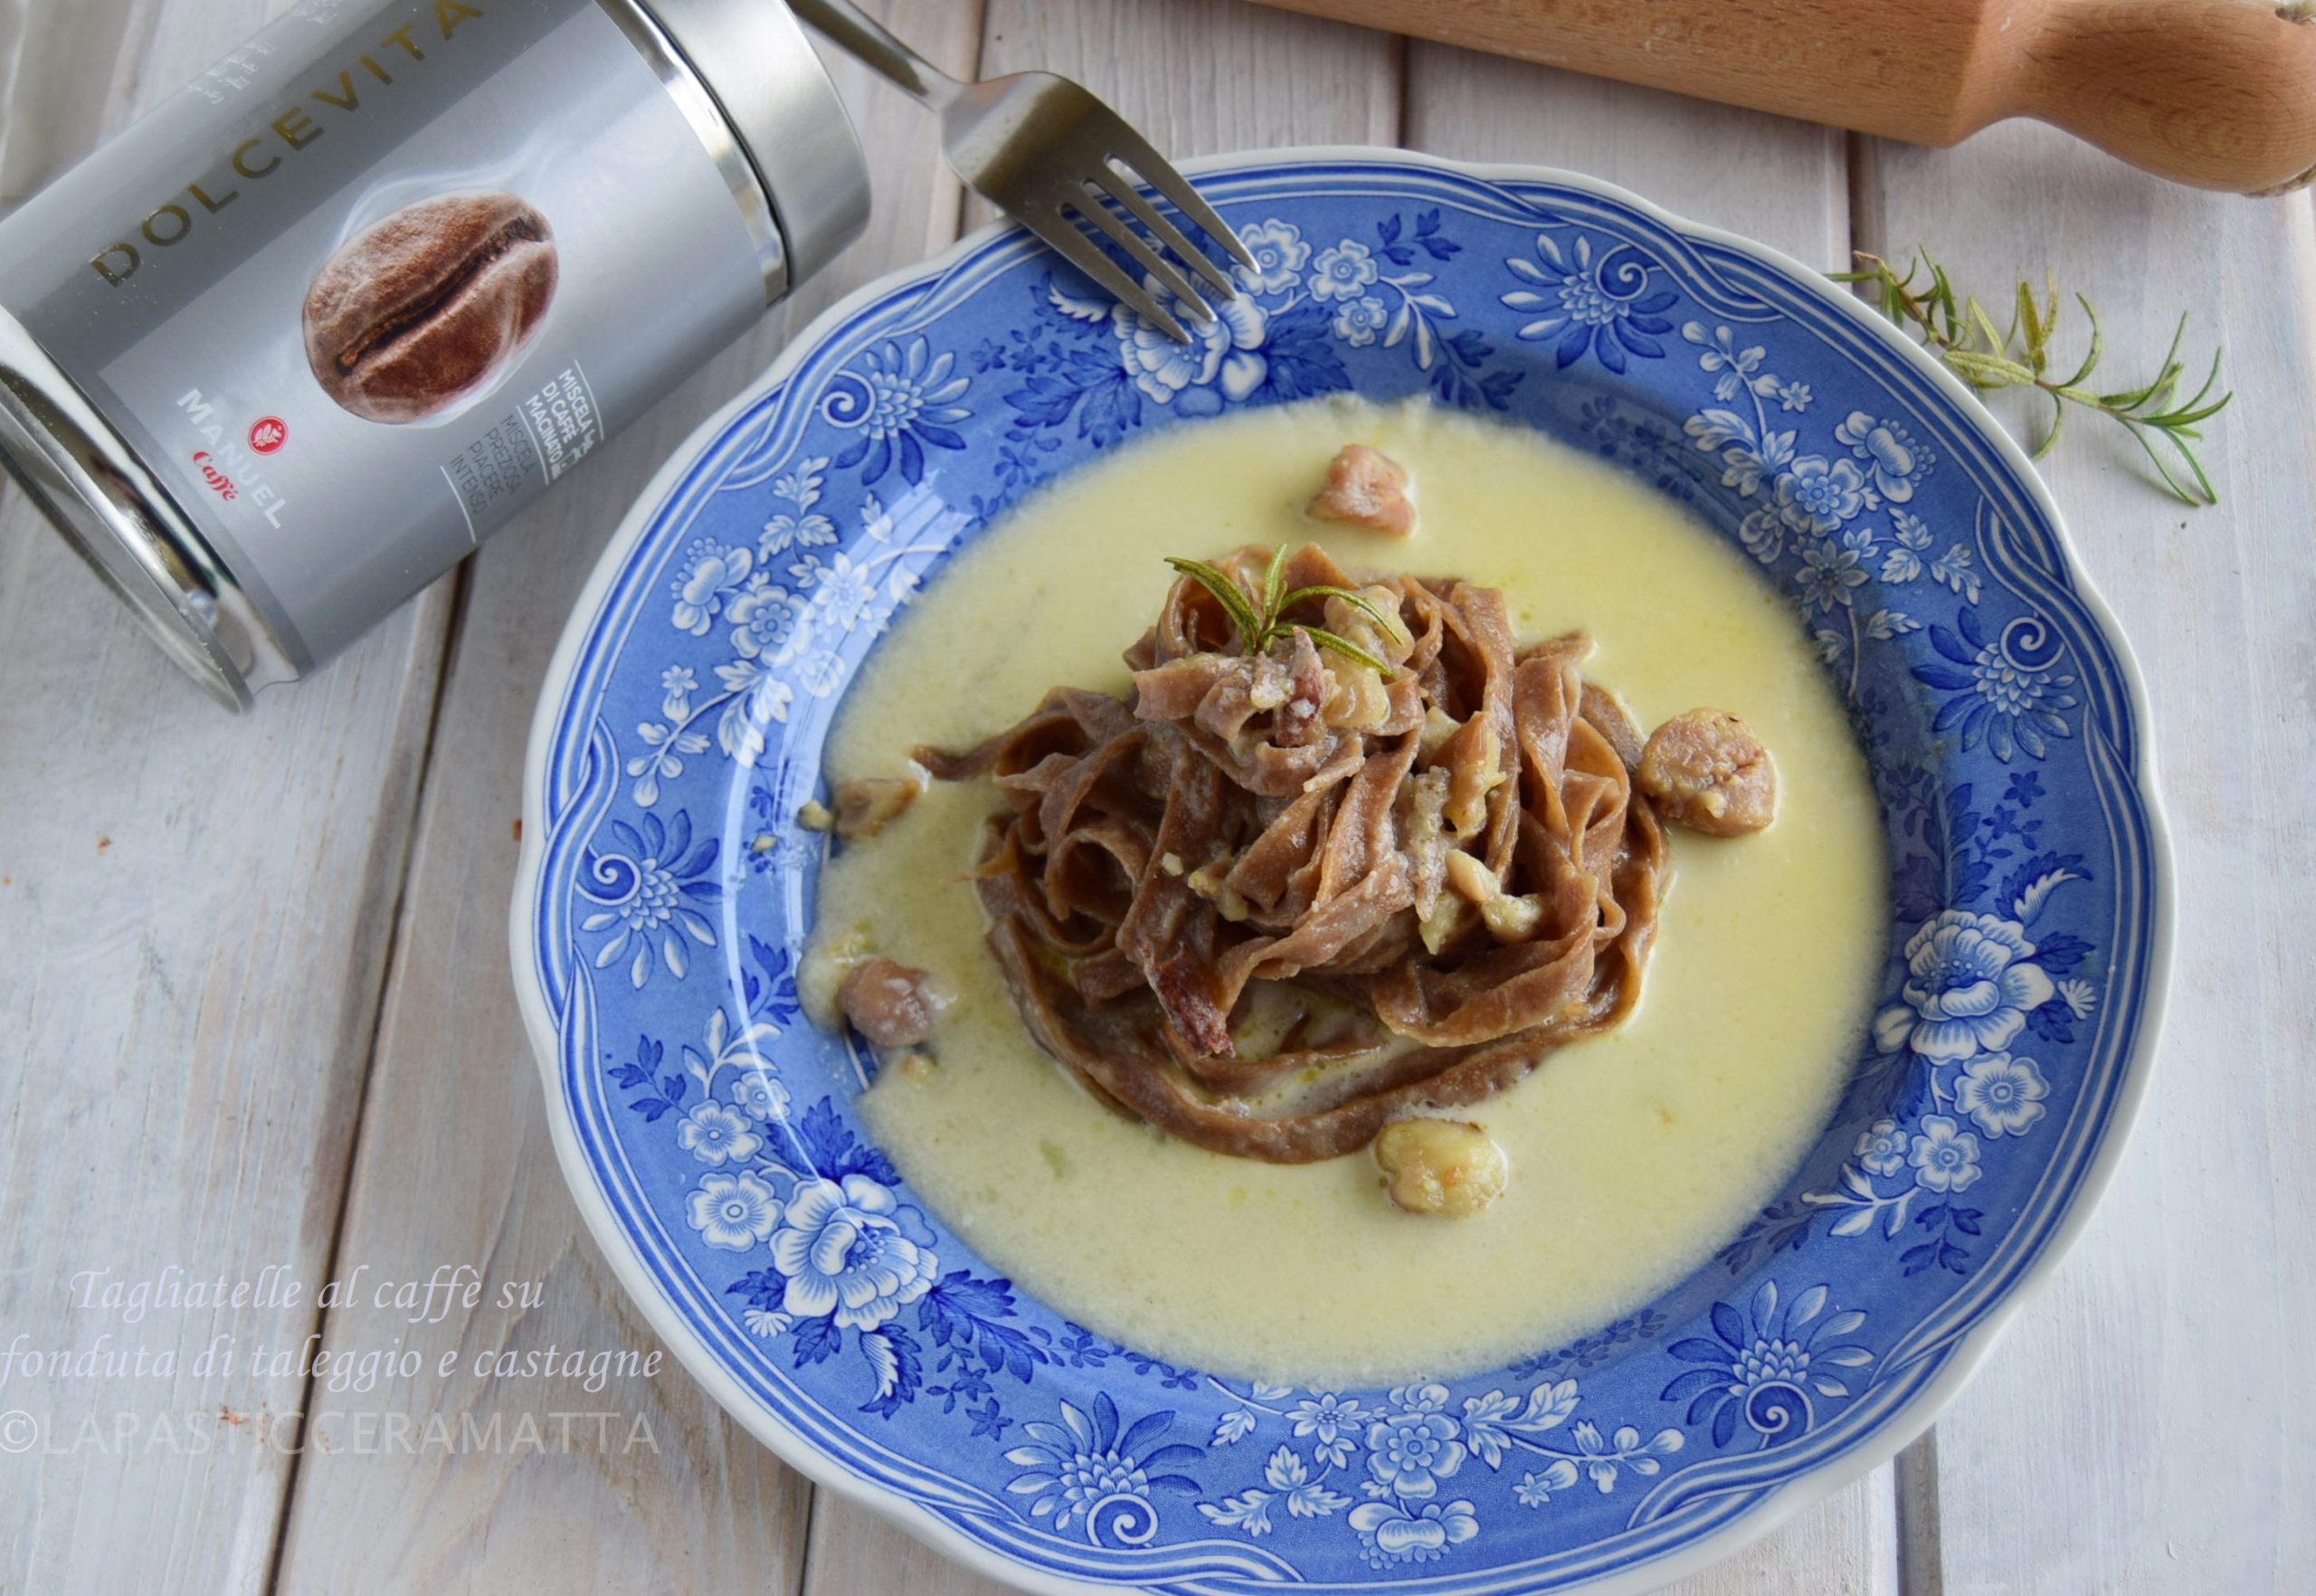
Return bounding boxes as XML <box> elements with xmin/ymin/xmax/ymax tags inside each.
<box><xmin>1242</xmin><ymin>0</ymin><xmax>2316</xmax><ymax>194</ymax></box>
<box><xmin>787</xmin><ymin>0</ymin><xmax>961</xmax><ymax>109</ymax></box>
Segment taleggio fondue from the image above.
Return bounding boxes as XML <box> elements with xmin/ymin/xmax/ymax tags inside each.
<box><xmin>810</xmin><ymin>397</ymin><xmax>1885</xmax><ymax>1387</ymax></box>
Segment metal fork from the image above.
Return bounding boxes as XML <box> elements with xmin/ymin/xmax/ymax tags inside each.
<box><xmin>789</xmin><ymin>0</ymin><xmax>1256</xmax><ymax>342</ymax></box>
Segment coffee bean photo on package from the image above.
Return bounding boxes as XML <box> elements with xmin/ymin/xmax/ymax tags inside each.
<box><xmin>302</xmin><ymin>192</ymin><xmax>557</xmax><ymax>424</ymax></box>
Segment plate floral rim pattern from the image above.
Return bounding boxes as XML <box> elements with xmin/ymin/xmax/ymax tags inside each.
<box><xmin>512</xmin><ymin>149</ymin><xmax>2169</xmax><ymax>1596</ymax></box>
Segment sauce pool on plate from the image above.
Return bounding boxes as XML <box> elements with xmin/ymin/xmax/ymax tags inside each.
<box><xmin>809</xmin><ymin>396</ymin><xmax>1886</xmax><ymax>1388</ymax></box>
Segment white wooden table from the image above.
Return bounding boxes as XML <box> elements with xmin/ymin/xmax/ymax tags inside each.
<box><xmin>2</xmin><ymin>1</ymin><xmax>2309</xmax><ymax>1591</ymax></box>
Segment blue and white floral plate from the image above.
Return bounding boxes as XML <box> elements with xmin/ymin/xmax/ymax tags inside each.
<box><xmin>512</xmin><ymin>150</ymin><xmax>2169</xmax><ymax>1594</ymax></box>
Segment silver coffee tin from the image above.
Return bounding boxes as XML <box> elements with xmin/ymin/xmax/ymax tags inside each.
<box><xmin>0</xmin><ymin>0</ymin><xmax>868</xmax><ymax>708</ymax></box>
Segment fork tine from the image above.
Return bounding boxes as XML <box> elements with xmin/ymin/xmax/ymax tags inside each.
<box><xmin>1027</xmin><ymin>205</ymin><xmax>1191</xmax><ymax>342</ymax></box>
<box><xmin>1068</xmin><ymin>190</ymin><xmax>1216</xmax><ymax>323</ymax></box>
<box><xmin>1091</xmin><ymin>171</ymin><xmax>1239</xmax><ymax>301</ymax></box>
<box><xmin>1099</xmin><ymin>133</ymin><xmax>1258</xmax><ymax>271</ymax></box>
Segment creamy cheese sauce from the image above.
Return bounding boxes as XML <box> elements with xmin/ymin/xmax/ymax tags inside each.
<box><xmin>812</xmin><ymin>397</ymin><xmax>1885</xmax><ymax>1387</ymax></box>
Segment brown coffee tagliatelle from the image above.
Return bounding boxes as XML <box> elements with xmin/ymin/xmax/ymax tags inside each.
<box><xmin>919</xmin><ymin>542</ymin><xmax>1676</xmax><ymax>1164</ymax></box>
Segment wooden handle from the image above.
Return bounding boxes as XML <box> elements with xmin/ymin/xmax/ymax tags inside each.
<box><xmin>1242</xmin><ymin>0</ymin><xmax>2316</xmax><ymax>194</ymax></box>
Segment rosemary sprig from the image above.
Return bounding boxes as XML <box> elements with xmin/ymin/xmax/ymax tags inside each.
<box><xmin>1831</xmin><ymin>248</ymin><xmax>2232</xmax><ymax>507</ymax></box>
<box><xmin>1164</xmin><ymin>546</ymin><xmax>1404</xmax><ymax>676</ymax></box>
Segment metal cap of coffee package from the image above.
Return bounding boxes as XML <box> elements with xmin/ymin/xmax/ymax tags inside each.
<box><xmin>0</xmin><ymin>314</ymin><xmax>291</xmax><ymax>708</ymax></box>
<box><xmin>639</xmin><ymin>0</ymin><xmax>872</xmax><ymax>292</ymax></box>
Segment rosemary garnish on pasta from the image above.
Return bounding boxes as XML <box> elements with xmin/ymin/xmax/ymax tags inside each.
<box><xmin>1164</xmin><ymin>545</ymin><xmax>1405</xmax><ymax>676</ymax></box>
<box><xmin>1833</xmin><ymin>247</ymin><xmax>2232</xmax><ymax>507</ymax></box>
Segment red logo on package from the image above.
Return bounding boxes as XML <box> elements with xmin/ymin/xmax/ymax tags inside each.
<box><xmin>248</xmin><ymin>416</ymin><xmax>287</xmax><ymax>454</ymax></box>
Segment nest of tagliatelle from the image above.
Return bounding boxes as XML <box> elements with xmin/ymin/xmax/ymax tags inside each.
<box><xmin>909</xmin><ymin>537</ymin><xmax>1781</xmax><ymax>1165</ymax></box>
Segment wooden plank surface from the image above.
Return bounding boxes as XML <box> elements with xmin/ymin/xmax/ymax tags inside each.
<box><xmin>1860</xmin><ymin>121</ymin><xmax>2316</xmax><ymax>1593</ymax></box>
<box><xmin>3</xmin><ymin>0</ymin><xmax>2311</xmax><ymax>1592</ymax></box>
<box><xmin>1403</xmin><ymin>47</ymin><xmax>1848</xmax><ymax>258</ymax></box>
<box><xmin>0</xmin><ymin>4</ymin><xmax>453</xmax><ymax>1592</ymax></box>
<box><xmin>261</xmin><ymin>5</ymin><xmax>981</xmax><ymax>1592</ymax></box>
<box><xmin>0</xmin><ymin>0</ymin><xmax>138</xmax><ymax>204</ymax></box>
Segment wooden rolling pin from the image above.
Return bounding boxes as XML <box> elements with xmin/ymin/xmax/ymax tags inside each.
<box><xmin>1242</xmin><ymin>0</ymin><xmax>2316</xmax><ymax>194</ymax></box>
